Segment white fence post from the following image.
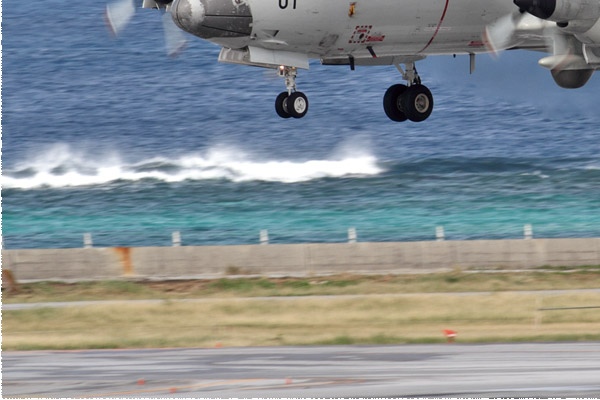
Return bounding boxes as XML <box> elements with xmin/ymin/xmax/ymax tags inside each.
<box><xmin>436</xmin><ymin>226</ymin><xmax>445</xmax><ymax>241</ymax></box>
<box><xmin>348</xmin><ymin>227</ymin><xmax>357</xmax><ymax>243</ymax></box>
<box><xmin>83</xmin><ymin>233</ymin><xmax>93</xmax><ymax>248</ymax></box>
<box><xmin>260</xmin><ymin>229</ymin><xmax>269</xmax><ymax>245</ymax></box>
<box><xmin>172</xmin><ymin>231</ymin><xmax>181</xmax><ymax>247</ymax></box>
<box><xmin>524</xmin><ymin>224</ymin><xmax>533</xmax><ymax>240</ymax></box>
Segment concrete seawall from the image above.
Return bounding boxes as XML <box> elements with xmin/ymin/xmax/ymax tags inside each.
<box><xmin>3</xmin><ymin>238</ymin><xmax>600</xmax><ymax>282</ymax></box>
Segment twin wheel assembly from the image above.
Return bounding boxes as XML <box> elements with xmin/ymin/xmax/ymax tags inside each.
<box><xmin>380</xmin><ymin>62</ymin><xmax>434</xmax><ymax>122</ymax></box>
<box><xmin>273</xmin><ymin>63</ymin><xmax>434</xmax><ymax>122</ymax></box>
<box><xmin>274</xmin><ymin>66</ymin><xmax>310</xmax><ymax>119</ymax></box>
<box><xmin>275</xmin><ymin>91</ymin><xmax>309</xmax><ymax>119</ymax></box>
<box><xmin>382</xmin><ymin>83</ymin><xmax>434</xmax><ymax>122</ymax></box>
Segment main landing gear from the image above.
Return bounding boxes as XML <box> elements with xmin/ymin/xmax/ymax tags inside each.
<box><xmin>275</xmin><ymin>66</ymin><xmax>309</xmax><ymax>119</ymax></box>
<box><xmin>383</xmin><ymin>62</ymin><xmax>434</xmax><ymax>123</ymax></box>
<box><xmin>273</xmin><ymin>63</ymin><xmax>433</xmax><ymax>122</ymax></box>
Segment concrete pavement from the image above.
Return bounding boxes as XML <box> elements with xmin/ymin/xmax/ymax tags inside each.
<box><xmin>4</xmin><ymin>343</ymin><xmax>600</xmax><ymax>397</ymax></box>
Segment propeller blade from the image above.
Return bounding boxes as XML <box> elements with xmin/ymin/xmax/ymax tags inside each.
<box><xmin>162</xmin><ymin>11</ymin><xmax>187</xmax><ymax>57</ymax></box>
<box><xmin>483</xmin><ymin>12</ymin><xmax>523</xmax><ymax>56</ymax></box>
<box><xmin>106</xmin><ymin>0</ymin><xmax>186</xmax><ymax>57</ymax></box>
<box><xmin>105</xmin><ymin>0</ymin><xmax>136</xmax><ymax>36</ymax></box>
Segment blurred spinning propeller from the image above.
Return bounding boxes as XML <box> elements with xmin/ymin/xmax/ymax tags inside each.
<box><xmin>483</xmin><ymin>4</ymin><xmax>567</xmax><ymax>67</ymax></box>
<box><xmin>482</xmin><ymin>0</ymin><xmax>596</xmax><ymax>88</ymax></box>
<box><xmin>105</xmin><ymin>0</ymin><xmax>187</xmax><ymax>57</ymax></box>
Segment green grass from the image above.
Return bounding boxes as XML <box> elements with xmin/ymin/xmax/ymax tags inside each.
<box><xmin>5</xmin><ymin>269</ymin><xmax>600</xmax><ymax>303</ymax></box>
<box><xmin>4</xmin><ymin>291</ymin><xmax>600</xmax><ymax>351</ymax></box>
<box><xmin>4</xmin><ymin>269</ymin><xmax>600</xmax><ymax>351</ymax></box>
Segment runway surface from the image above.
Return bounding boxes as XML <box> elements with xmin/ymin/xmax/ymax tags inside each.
<box><xmin>3</xmin><ymin>343</ymin><xmax>600</xmax><ymax>398</ymax></box>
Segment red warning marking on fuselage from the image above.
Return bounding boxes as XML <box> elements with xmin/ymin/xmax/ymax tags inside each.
<box><xmin>366</xmin><ymin>33</ymin><xmax>386</xmax><ymax>42</ymax></box>
<box><xmin>468</xmin><ymin>40</ymin><xmax>485</xmax><ymax>47</ymax></box>
<box><xmin>349</xmin><ymin>25</ymin><xmax>373</xmax><ymax>44</ymax></box>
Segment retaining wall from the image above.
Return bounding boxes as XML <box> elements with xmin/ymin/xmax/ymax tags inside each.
<box><xmin>2</xmin><ymin>238</ymin><xmax>600</xmax><ymax>282</ymax></box>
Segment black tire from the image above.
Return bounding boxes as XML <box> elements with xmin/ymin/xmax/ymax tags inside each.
<box><xmin>275</xmin><ymin>92</ymin><xmax>291</xmax><ymax>119</ymax></box>
<box><xmin>402</xmin><ymin>84</ymin><xmax>434</xmax><ymax>122</ymax></box>
<box><xmin>383</xmin><ymin>84</ymin><xmax>408</xmax><ymax>122</ymax></box>
<box><xmin>286</xmin><ymin>92</ymin><xmax>309</xmax><ymax>119</ymax></box>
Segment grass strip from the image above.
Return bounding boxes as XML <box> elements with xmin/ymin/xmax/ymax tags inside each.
<box><xmin>4</xmin><ymin>292</ymin><xmax>600</xmax><ymax>350</ymax></box>
<box><xmin>5</xmin><ymin>269</ymin><xmax>600</xmax><ymax>303</ymax></box>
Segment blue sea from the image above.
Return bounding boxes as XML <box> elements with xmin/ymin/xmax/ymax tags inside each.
<box><xmin>3</xmin><ymin>1</ymin><xmax>600</xmax><ymax>249</ymax></box>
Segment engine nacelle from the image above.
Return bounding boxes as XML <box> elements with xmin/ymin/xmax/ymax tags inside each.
<box><xmin>567</xmin><ymin>17</ymin><xmax>600</xmax><ymax>43</ymax></box>
<box><xmin>171</xmin><ymin>0</ymin><xmax>253</xmax><ymax>41</ymax></box>
<box><xmin>515</xmin><ymin>0</ymin><xmax>600</xmax><ymax>43</ymax></box>
<box><xmin>514</xmin><ymin>0</ymin><xmax>600</xmax><ymax>23</ymax></box>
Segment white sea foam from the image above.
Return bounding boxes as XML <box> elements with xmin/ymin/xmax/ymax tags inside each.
<box><xmin>3</xmin><ymin>143</ymin><xmax>384</xmax><ymax>189</ymax></box>
<box><xmin>520</xmin><ymin>170</ymin><xmax>549</xmax><ymax>179</ymax></box>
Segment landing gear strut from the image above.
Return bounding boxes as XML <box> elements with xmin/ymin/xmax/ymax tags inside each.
<box><xmin>275</xmin><ymin>66</ymin><xmax>309</xmax><ymax>119</ymax></box>
<box><xmin>383</xmin><ymin>62</ymin><xmax>434</xmax><ymax>123</ymax></box>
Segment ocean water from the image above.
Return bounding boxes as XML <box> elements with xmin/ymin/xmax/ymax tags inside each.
<box><xmin>3</xmin><ymin>1</ymin><xmax>600</xmax><ymax>249</ymax></box>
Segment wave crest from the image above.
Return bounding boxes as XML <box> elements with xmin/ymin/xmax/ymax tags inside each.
<box><xmin>3</xmin><ymin>144</ymin><xmax>383</xmax><ymax>189</ymax></box>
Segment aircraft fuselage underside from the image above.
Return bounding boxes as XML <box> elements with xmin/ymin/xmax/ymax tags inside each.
<box><xmin>153</xmin><ymin>0</ymin><xmax>597</xmax><ymax>121</ymax></box>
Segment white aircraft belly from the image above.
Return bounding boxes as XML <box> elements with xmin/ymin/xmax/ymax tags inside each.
<box><xmin>248</xmin><ymin>0</ymin><xmax>515</xmax><ymax>57</ymax></box>
<box><xmin>108</xmin><ymin>0</ymin><xmax>597</xmax><ymax>122</ymax></box>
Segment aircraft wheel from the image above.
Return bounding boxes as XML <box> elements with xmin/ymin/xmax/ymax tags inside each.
<box><xmin>275</xmin><ymin>92</ymin><xmax>291</xmax><ymax>119</ymax></box>
<box><xmin>402</xmin><ymin>84</ymin><xmax>434</xmax><ymax>122</ymax></box>
<box><xmin>287</xmin><ymin>92</ymin><xmax>309</xmax><ymax>118</ymax></box>
<box><xmin>383</xmin><ymin>84</ymin><xmax>408</xmax><ymax>122</ymax></box>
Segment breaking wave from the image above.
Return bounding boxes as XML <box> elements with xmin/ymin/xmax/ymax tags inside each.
<box><xmin>2</xmin><ymin>143</ymin><xmax>384</xmax><ymax>189</ymax></box>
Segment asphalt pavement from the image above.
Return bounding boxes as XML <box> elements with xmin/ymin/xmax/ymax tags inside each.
<box><xmin>3</xmin><ymin>343</ymin><xmax>600</xmax><ymax>397</ymax></box>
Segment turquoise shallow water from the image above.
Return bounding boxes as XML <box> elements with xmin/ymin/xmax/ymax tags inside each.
<box><xmin>4</xmin><ymin>153</ymin><xmax>599</xmax><ymax>248</ymax></box>
<box><xmin>3</xmin><ymin>1</ymin><xmax>600</xmax><ymax>249</ymax></box>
